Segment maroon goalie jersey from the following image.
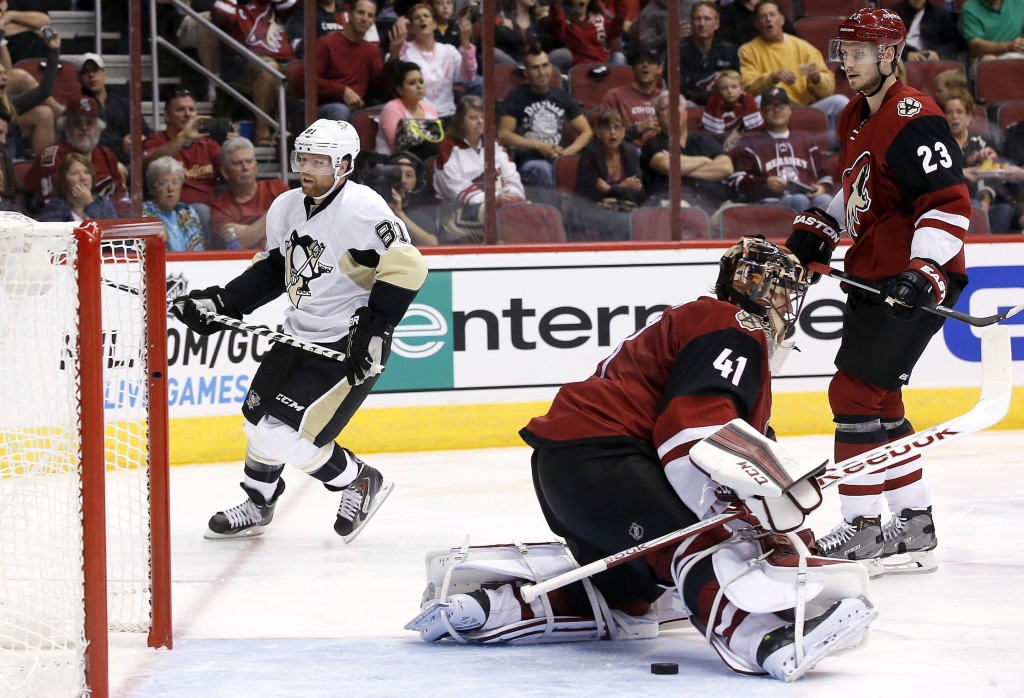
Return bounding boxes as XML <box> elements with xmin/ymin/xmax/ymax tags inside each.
<box><xmin>521</xmin><ymin>297</ymin><xmax>772</xmax><ymax>470</ymax></box>
<box><xmin>835</xmin><ymin>81</ymin><xmax>970</xmax><ymax>281</ymax></box>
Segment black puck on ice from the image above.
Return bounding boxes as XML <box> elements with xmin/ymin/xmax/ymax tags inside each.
<box><xmin>651</xmin><ymin>662</ymin><xmax>678</xmax><ymax>675</ymax></box>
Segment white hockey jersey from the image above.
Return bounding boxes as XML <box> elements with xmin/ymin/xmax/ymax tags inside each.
<box><xmin>248</xmin><ymin>181</ymin><xmax>428</xmax><ymax>342</ymax></box>
<box><xmin>433</xmin><ymin>137</ymin><xmax>525</xmax><ymax>206</ymax></box>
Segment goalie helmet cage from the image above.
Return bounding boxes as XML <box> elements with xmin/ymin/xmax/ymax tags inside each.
<box><xmin>0</xmin><ymin>217</ymin><xmax>171</xmax><ymax>698</ymax></box>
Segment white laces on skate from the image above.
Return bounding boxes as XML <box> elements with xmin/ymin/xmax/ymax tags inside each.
<box><xmin>223</xmin><ymin>499</ymin><xmax>263</xmax><ymax>529</ymax></box>
<box><xmin>882</xmin><ymin>515</ymin><xmax>906</xmax><ymax>543</ymax></box>
<box><xmin>337</xmin><ymin>487</ymin><xmax>363</xmax><ymax>522</ymax></box>
<box><xmin>817</xmin><ymin>520</ymin><xmax>856</xmax><ymax>553</ymax></box>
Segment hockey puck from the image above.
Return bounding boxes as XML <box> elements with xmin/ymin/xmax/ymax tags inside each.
<box><xmin>651</xmin><ymin>662</ymin><xmax>678</xmax><ymax>675</ymax></box>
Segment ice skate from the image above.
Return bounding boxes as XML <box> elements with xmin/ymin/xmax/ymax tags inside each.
<box><xmin>814</xmin><ymin>516</ymin><xmax>885</xmax><ymax>578</ymax></box>
<box><xmin>881</xmin><ymin>506</ymin><xmax>937</xmax><ymax>575</ymax></box>
<box><xmin>757</xmin><ymin>597</ymin><xmax>877</xmax><ymax>682</ymax></box>
<box><xmin>205</xmin><ymin>480</ymin><xmax>285</xmax><ymax>539</ymax></box>
<box><xmin>334</xmin><ymin>456</ymin><xmax>393</xmax><ymax>543</ymax></box>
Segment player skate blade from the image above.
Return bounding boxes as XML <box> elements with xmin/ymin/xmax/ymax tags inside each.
<box><xmin>342</xmin><ymin>480</ymin><xmax>394</xmax><ymax>544</ymax></box>
<box><xmin>857</xmin><ymin>557</ymin><xmax>885</xmax><ymax>579</ymax></box>
<box><xmin>203</xmin><ymin>524</ymin><xmax>268</xmax><ymax>540</ymax></box>
<box><xmin>882</xmin><ymin>550</ymin><xmax>937</xmax><ymax>575</ymax></box>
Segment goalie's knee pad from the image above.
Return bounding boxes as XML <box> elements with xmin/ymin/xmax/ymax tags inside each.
<box><xmin>405</xmin><ymin>539</ymin><xmax>659</xmax><ymax>645</ymax></box>
<box><xmin>671</xmin><ymin>529</ymin><xmax>875</xmax><ymax>680</ymax></box>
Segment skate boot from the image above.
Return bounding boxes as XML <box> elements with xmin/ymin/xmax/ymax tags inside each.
<box><xmin>334</xmin><ymin>454</ymin><xmax>393</xmax><ymax>543</ymax></box>
<box><xmin>814</xmin><ymin>516</ymin><xmax>884</xmax><ymax>578</ymax></box>
<box><xmin>205</xmin><ymin>480</ymin><xmax>285</xmax><ymax>539</ymax></box>
<box><xmin>881</xmin><ymin>507</ymin><xmax>937</xmax><ymax>575</ymax></box>
<box><xmin>757</xmin><ymin>597</ymin><xmax>877</xmax><ymax>682</ymax></box>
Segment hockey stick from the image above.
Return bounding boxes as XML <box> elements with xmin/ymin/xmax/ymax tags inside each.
<box><xmin>172</xmin><ymin>303</ymin><xmax>383</xmax><ymax>377</ymax></box>
<box><xmin>521</xmin><ymin>326</ymin><xmax>1012</xmax><ymax>603</ymax></box>
<box><xmin>807</xmin><ymin>261</ymin><xmax>1024</xmax><ymax>327</ymax></box>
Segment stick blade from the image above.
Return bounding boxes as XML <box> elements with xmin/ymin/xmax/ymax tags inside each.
<box><xmin>979</xmin><ymin>325</ymin><xmax>1012</xmax><ymax>410</ymax></box>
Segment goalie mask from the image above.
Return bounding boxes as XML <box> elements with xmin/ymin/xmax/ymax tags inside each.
<box><xmin>716</xmin><ymin>237</ymin><xmax>809</xmax><ymax>374</ymax></box>
<box><xmin>291</xmin><ymin>119</ymin><xmax>361</xmax><ymax>199</ymax></box>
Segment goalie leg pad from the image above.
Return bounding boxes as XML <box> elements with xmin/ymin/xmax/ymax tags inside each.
<box><xmin>673</xmin><ymin>530</ymin><xmax>874</xmax><ymax>679</ymax></box>
<box><xmin>406</xmin><ymin>539</ymin><xmax>658</xmax><ymax>645</ymax></box>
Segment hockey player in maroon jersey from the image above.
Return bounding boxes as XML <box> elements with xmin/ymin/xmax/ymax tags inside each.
<box><xmin>784</xmin><ymin>8</ymin><xmax>971</xmax><ymax>577</ymax></box>
<box><xmin>407</xmin><ymin>239</ymin><xmax>878</xmax><ymax>681</ymax></box>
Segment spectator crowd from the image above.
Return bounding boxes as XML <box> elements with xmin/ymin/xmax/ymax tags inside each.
<box><xmin>4</xmin><ymin>0</ymin><xmax>1024</xmax><ymax>247</ymax></box>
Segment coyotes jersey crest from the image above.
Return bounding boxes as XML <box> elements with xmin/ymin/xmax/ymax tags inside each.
<box><xmin>844</xmin><ymin>152</ymin><xmax>872</xmax><ymax>239</ymax></box>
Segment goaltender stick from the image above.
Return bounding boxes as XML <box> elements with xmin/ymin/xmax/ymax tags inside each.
<box><xmin>173</xmin><ymin>119</ymin><xmax>427</xmax><ymax>542</ymax></box>
<box><xmin>407</xmin><ymin>238</ymin><xmax>877</xmax><ymax>682</ymax></box>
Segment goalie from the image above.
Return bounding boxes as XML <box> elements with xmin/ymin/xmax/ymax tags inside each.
<box><xmin>406</xmin><ymin>238</ymin><xmax>877</xmax><ymax>681</ymax></box>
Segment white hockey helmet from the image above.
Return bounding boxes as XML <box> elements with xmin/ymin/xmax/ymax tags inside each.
<box><xmin>291</xmin><ymin>119</ymin><xmax>361</xmax><ymax>185</ymax></box>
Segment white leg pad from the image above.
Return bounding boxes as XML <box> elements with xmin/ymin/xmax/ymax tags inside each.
<box><xmin>244</xmin><ymin>416</ymin><xmax>331</xmax><ymax>472</ymax></box>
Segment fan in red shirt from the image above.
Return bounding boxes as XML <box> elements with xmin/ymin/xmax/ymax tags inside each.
<box><xmin>143</xmin><ymin>92</ymin><xmax>224</xmax><ymax>212</ymax></box>
<box><xmin>286</xmin><ymin>0</ymin><xmax>386</xmax><ymax>123</ymax></box>
<box><xmin>548</xmin><ymin>0</ymin><xmax>627</xmax><ymax>66</ymax></box>
<box><xmin>211</xmin><ymin>0</ymin><xmax>297</xmax><ymax>145</ymax></box>
<box><xmin>599</xmin><ymin>44</ymin><xmax>663</xmax><ymax>146</ymax></box>
<box><xmin>784</xmin><ymin>8</ymin><xmax>971</xmax><ymax>577</ymax></box>
<box><xmin>24</xmin><ymin>95</ymin><xmax>130</xmax><ymax>215</ymax></box>
<box><xmin>210</xmin><ymin>137</ymin><xmax>289</xmax><ymax>249</ymax></box>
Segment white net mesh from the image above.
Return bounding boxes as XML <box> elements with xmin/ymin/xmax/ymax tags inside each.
<box><xmin>0</xmin><ymin>217</ymin><xmax>155</xmax><ymax>697</ymax></box>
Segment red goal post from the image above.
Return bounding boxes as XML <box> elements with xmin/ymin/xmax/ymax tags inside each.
<box><xmin>0</xmin><ymin>216</ymin><xmax>170</xmax><ymax>698</ymax></box>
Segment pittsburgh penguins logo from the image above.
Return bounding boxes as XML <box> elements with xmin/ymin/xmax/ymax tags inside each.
<box><xmin>844</xmin><ymin>152</ymin><xmax>872</xmax><ymax>239</ymax></box>
<box><xmin>896</xmin><ymin>97</ymin><xmax>922</xmax><ymax>118</ymax></box>
<box><xmin>285</xmin><ymin>231</ymin><xmax>333</xmax><ymax>308</ymax></box>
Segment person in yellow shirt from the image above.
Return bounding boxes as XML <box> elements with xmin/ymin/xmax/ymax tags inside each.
<box><xmin>738</xmin><ymin>1</ymin><xmax>848</xmax><ymax>148</ymax></box>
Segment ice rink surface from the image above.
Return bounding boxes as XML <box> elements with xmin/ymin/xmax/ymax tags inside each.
<box><xmin>110</xmin><ymin>431</ymin><xmax>1024</xmax><ymax>697</ymax></box>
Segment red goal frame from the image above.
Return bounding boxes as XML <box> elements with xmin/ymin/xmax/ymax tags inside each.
<box><xmin>78</xmin><ymin>220</ymin><xmax>171</xmax><ymax>698</ymax></box>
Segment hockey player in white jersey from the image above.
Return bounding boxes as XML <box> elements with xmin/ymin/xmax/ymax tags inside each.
<box><xmin>172</xmin><ymin>119</ymin><xmax>427</xmax><ymax>542</ymax></box>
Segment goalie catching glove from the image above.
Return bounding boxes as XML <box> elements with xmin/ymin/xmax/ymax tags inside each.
<box><xmin>345</xmin><ymin>306</ymin><xmax>393</xmax><ymax>385</ymax></box>
<box><xmin>688</xmin><ymin>419</ymin><xmax>824</xmax><ymax>533</ymax></box>
<box><xmin>171</xmin><ymin>287</ymin><xmax>239</xmax><ymax>336</ymax></box>
<box><xmin>785</xmin><ymin>207</ymin><xmax>840</xmax><ymax>284</ymax></box>
<box><xmin>880</xmin><ymin>258</ymin><xmax>947</xmax><ymax>321</ymax></box>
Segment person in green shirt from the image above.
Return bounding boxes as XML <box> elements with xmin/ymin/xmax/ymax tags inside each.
<box><xmin>960</xmin><ymin>0</ymin><xmax>1024</xmax><ymax>58</ymax></box>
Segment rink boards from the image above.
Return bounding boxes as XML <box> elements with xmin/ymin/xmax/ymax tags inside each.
<box><xmin>162</xmin><ymin>240</ymin><xmax>1024</xmax><ymax>463</ymax></box>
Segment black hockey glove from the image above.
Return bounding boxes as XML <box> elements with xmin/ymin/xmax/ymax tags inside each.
<box><xmin>171</xmin><ymin>287</ymin><xmax>238</xmax><ymax>336</ymax></box>
<box><xmin>346</xmin><ymin>306</ymin><xmax>394</xmax><ymax>386</ymax></box>
<box><xmin>880</xmin><ymin>258</ymin><xmax>948</xmax><ymax>321</ymax></box>
<box><xmin>785</xmin><ymin>207</ymin><xmax>841</xmax><ymax>283</ymax></box>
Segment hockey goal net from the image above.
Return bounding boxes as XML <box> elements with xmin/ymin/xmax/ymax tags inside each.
<box><xmin>0</xmin><ymin>214</ymin><xmax>170</xmax><ymax>698</ymax></box>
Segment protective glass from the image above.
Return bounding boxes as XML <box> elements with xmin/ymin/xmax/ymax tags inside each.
<box><xmin>290</xmin><ymin>151</ymin><xmax>337</xmax><ymax>175</ymax></box>
<box><xmin>827</xmin><ymin>40</ymin><xmax>886</xmax><ymax>64</ymax></box>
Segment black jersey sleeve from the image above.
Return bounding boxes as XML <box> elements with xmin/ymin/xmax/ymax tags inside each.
<box><xmin>222</xmin><ymin>249</ymin><xmax>287</xmax><ymax>316</ymax></box>
<box><xmin>659</xmin><ymin>327</ymin><xmax>765</xmax><ymax>420</ymax></box>
<box><xmin>885</xmin><ymin>114</ymin><xmax>965</xmax><ymax>203</ymax></box>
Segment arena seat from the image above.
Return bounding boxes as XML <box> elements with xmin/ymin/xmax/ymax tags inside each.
<box><xmin>788</xmin><ymin>106</ymin><xmax>829</xmax><ymax>151</ymax></box>
<box><xmin>968</xmin><ymin>206</ymin><xmax>991</xmax><ymax>236</ymax></box>
<box><xmin>975</xmin><ymin>59</ymin><xmax>1024</xmax><ymax>108</ymax></box>
<box><xmin>969</xmin><ymin>105</ymin><xmax>990</xmax><ymax>138</ymax></box>
<box><xmin>799</xmin><ymin>0</ymin><xmax>860</xmax><ymax>17</ymax></box>
<box><xmin>687</xmin><ymin>106</ymin><xmax>703</xmax><ymax>132</ymax></box>
<box><xmin>498</xmin><ymin>203</ymin><xmax>567</xmax><ymax>243</ymax></box>
<box><xmin>554</xmin><ymin>155</ymin><xmax>580</xmax><ymax>195</ymax></box>
<box><xmin>495</xmin><ymin>64</ymin><xmax>562</xmax><ymax>102</ymax></box>
<box><xmin>629</xmin><ymin>207</ymin><xmax>711</xmax><ymax>241</ymax></box>
<box><xmin>822</xmin><ymin>152</ymin><xmax>840</xmax><ymax>182</ymax></box>
<box><xmin>568</xmin><ymin>64</ymin><xmax>634</xmax><ymax>112</ymax></box>
<box><xmin>15</xmin><ymin>58</ymin><xmax>81</xmax><ymax>105</ymax></box>
<box><xmin>793</xmin><ymin>18</ymin><xmax>842</xmax><ymax>57</ymax></box>
<box><xmin>997</xmin><ymin>101</ymin><xmax>1024</xmax><ymax>132</ymax></box>
<box><xmin>720</xmin><ymin>205</ymin><xmax>794</xmax><ymax>240</ymax></box>
<box><xmin>903</xmin><ymin>61</ymin><xmax>964</xmax><ymax>101</ymax></box>
<box><xmin>351</xmin><ymin>107</ymin><xmax>382</xmax><ymax>152</ymax></box>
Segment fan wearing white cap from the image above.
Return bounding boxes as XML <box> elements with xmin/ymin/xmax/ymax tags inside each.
<box><xmin>172</xmin><ymin>118</ymin><xmax>428</xmax><ymax>544</ymax></box>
